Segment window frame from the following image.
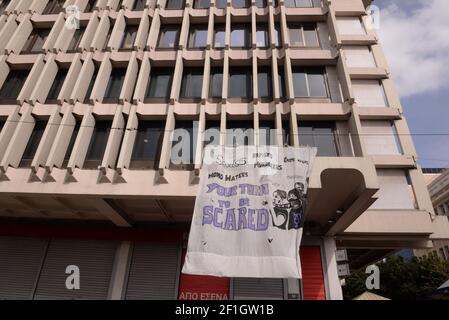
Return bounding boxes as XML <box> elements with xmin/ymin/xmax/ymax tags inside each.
<box><xmin>188</xmin><ymin>25</ymin><xmax>209</xmax><ymax>49</ymax></box>
<box><xmin>180</xmin><ymin>67</ymin><xmax>204</xmax><ymax>101</ymax></box>
<box><xmin>157</xmin><ymin>25</ymin><xmax>181</xmax><ymax>49</ymax></box>
<box><xmin>230</xmin><ymin>24</ymin><xmax>252</xmax><ymax>49</ymax></box>
<box><xmin>130</xmin><ymin>120</ymin><xmax>166</xmax><ymax>170</ymax></box>
<box><xmin>145</xmin><ymin>67</ymin><xmax>175</xmax><ymax>102</ymax></box>
<box><xmin>291</xmin><ymin>66</ymin><xmax>329</xmax><ymax>99</ymax></box>
<box><xmin>288</xmin><ymin>23</ymin><xmax>320</xmax><ymax>48</ymax></box>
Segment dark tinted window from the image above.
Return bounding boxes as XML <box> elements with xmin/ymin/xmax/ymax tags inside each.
<box><xmin>120</xmin><ymin>25</ymin><xmax>138</xmax><ymax>49</ymax></box>
<box><xmin>46</xmin><ymin>69</ymin><xmax>68</xmax><ymax>102</ymax></box>
<box><xmin>259</xmin><ymin>121</ymin><xmax>276</xmax><ymax>146</ymax></box>
<box><xmin>204</xmin><ymin>120</ymin><xmax>220</xmax><ymax>147</ymax></box>
<box><xmin>258</xmin><ymin>66</ymin><xmax>272</xmax><ymax>99</ymax></box>
<box><xmin>209</xmin><ymin>67</ymin><xmax>223</xmax><ymax>98</ymax></box>
<box><xmin>166</xmin><ymin>0</ymin><xmax>184</xmax><ymax>9</ymax></box>
<box><xmin>20</xmin><ymin>121</ymin><xmax>46</xmax><ymax>167</ymax></box>
<box><xmin>256</xmin><ymin>25</ymin><xmax>269</xmax><ymax>48</ymax></box>
<box><xmin>226</xmin><ymin>121</ymin><xmax>254</xmax><ymax>147</ymax></box>
<box><xmin>67</xmin><ymin>27</ymin><xmax>85</xmax><ymax>52</ymax></box>
<box><xmin>146</xmin><ymin>68</ymin><xmax>174</xmax><ymax>100</ymax></box>
<box><xmin>188</xmin><ymin>25</ymin><xmax>208</xmax><ymax>49</ymax></box>
<box><xmin>84</xmin><ymin>121</ymin><xmax>112</xmax><ymax>168</ymax></box>
<box><xmin>231</xmin><ymin>24</ymin><xmax>251</xmax><ymax>48</ymax></box>
<box><xmin>194</xmin><ymin>0</ymin><xmax>210</xmax><ymax>8</ymax></box>
<box><xmin>130</xmin><ymin>121</ymin><xmax>165</xmax><ymax>169</ymax></box>
<box><xmin>180</xmin><ymin>68</ymin><xmax>203</xmax><ymax>99</ymax></box>
<box><xmin>22</xmin><ymin>29</ymin><xmax>50</xmax><ymax>53</ymax></box>
<box><xmin>170</xmin><ymin>121</ymin><xmax>198</xmax><ymax>169</ymax></box>
<box><xmin>298</xmin><ymin>122</ymin><xmax>337</xmax><ymax>156</ymax></box>
<box><xmin>62</xmin><ymin>121</ymin><xmax>81</xmax><ymax>167</ymax></box>
<box><xmin>229</xmin><ymin>67</ymin><xmax>252</xmax><ymax>99</ymax></box>
<box><xmin>292</xmin><ymin>67</ymin><xmax>327</xmax><ymax>98</ymax></box>
<box><xmin>232</xmin><ymin>0</ymin><xmax>250</xmax><ymax>8</ymax></box>
<box><xmin>104</xmin><ymin>68</ymin><xmax>127</xmax><ymax>101</ymax></box>
<box><xmin>133</xmin><ymin>0</ymin><xmax>146</xmax><ymax>10</ymax></box>
<box><xmin>43</xmin><ymin>0</ymin><xmax>65</xmax><ymax>14</ymax></box>
<box><xmin>0</xmin><ymin>70</ymin><xmax>29</xmax><ymax>103</ymax></box>
<box><xmin>214</xmin><ymin>25</ymin><xmax>226</xmax><ymax>49</ymax></box>
<box><xmin>157</xmin><ymin>26</ymin><xmax>180</xmax><ymax>49</ymax></box>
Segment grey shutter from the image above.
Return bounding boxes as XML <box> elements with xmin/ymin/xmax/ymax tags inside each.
<box><xmin>0</xmin><ymin>237</ymin><xmax>48</xmax><ymax>300</ymax></box>
<box><xmin>33</xmin><ymin>239</ymin><xmax>117</xmax><ymax>300</ymax></box>
<box><xmin>233</xmin><ymin>278</ymin><xmax>285</xmax><ymax>300</ymax></box>
<box><xmin>326</xmin><ymin>66</ymin><xmax>343</xmax><ymax>103</ymax></box>
<box><xmin>317</xmin><ymin>23</ymin><xmax>331</xmax><ymax>50</ymax></box>
<box><xmin>125</xmin><ymin>242</ymin><xmax>180</xmax><ymax>300</ymax></box>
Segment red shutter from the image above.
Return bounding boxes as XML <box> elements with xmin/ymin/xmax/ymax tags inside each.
<box><xmin>300</xmin><ymin>246</ymin><xmax>326</xmax><ymax>300</ymax></box>
<box><xmin>178</xmin><ymin>250</ymin><xmax>229</xmax><ymax>300</ymax></box>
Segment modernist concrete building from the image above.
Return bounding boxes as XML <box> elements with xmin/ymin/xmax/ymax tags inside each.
<box><xmin>0</xmin><ymin>0</ymin><xmax>447</xmax><ymax>300</ymax></box>
<box><xmin>413</xmin><ymin>168</ymin><xmax>449</xmax><ymax>261</ymax></box>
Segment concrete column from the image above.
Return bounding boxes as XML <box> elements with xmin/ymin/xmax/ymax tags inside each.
<box><xmin>134</xmin><ymin>9</ymin><xmax>150</xmax><ymax>50</ymax></box>
<box><xmin>101</xmin><ymin>105</ymin><xmax>125</xmax><ymax>171</ymax></box>
<box><xmin>70</xmin><ymin>52</ymin><xmax>95</xmax><ymax>103</ymax></box>
<box><xmin>45</xmin><ymin>105</ymin><xmax>77</xmax><ymax>171</ymax></box>
<box><xmin>107</xmin><ymin>0</ymin><xmax>121</xmax><ymax>10</ymax></box>
<box><xmin>59</xmin><ymin>53</ymin><xmax>83</xmax><ymax>103</ymax></box>
<box><xmin>0</xmin><ymin>106</ymin><xmax>21</xmax><ymax>161</ymax></box>
<box><xmin>29</xmin><ymin>0</ymin><xmax>48</xmax><ymax>14</ymax></box>
<box><xmin>18</xmin><ymin>54</ymin><xmax>45</xmax><ymax>104</ymax></box>
<box><xmin>79</xmin><ymin>11</ymin><xmax>100</xmax><ymax>51</ymax></box>
<box><xmin>67</xmin><ymin>108</ymin><xmax>95</xmax><ymax>171</ymax></box>
<box><xmin>90</xmin><ymin>10</ymin><xmax>111</xmax><ymax>51</ymax></box>
<box><xmin>30</xmin><ymin>54</ymin><xmax>59</xmax><ymax>104</ymax></box>
<box><xmin>120</xmin><ymin>51</ymin><xmax>139</xmax><ymax>103</ymax></box>
<box><xmin>133</xmin><ymin>52</ymin><xmax>151</xmax><ymax>103</ymax></box>
<box><xmin>108</xmin><ymin>241</ymin><xmax>132</xmax><ymax>300</ymax></box>
<box><xmin>91</xmin><ymin>52</ymin><xmax>112</xmax><ymax>103</ymax></box>
<box><xmin>108</xmin><ymin>9</ymin><xmax>126</xmax><ymax>51</ymax></box>
<box><xmin>42</xmin><ymin>13</ymin><xmax>66</xmax><ymax>52</ymax></box>
<box><xmin>31</xmin><ymin>107</ymin><xmax>62</xmax><ymax>172</ymax></box>
<box><xmin>6</xmin><ymin>13</ymin><xmax>32</xmax><ymax>54</ymax></box>
<box><xmin>117</xmin><ymin>104</ymin><xmax>138</xmax><ymax>171</ymax></box>
<box><xmin>0</xmin><ymin>14</ymin><xmax>18</xmax><ymax>53</ymax></box>
<box><xmin>0</xmin><ymin>105</ymin><xmax>35</xmax><ymax>171</ymax></box>
<box><xmin>323</xmin><ymin>237</ymin><xmax>343</xmax><ymax>300</ymax></box>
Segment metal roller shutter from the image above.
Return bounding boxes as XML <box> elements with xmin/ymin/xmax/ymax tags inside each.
<box><xmin>300</xmin><ymin>246</ymin><xmax>326</xmax><ymax>300</ymax></box>
<box><xmin>33</xmin><ymin>239</ymin><xmax>117</xmax><ymax>300</ymax></box>
<box><xmin>0</xmin><ymin>236</ymin><xmax>48</xmax><ymax>300</ymax></box>
<box><xmin>125</xmin><ymin>242</ymin><xmax>180</xmax><ymax>300</ymax></box>
<box><xmin>233</xmin><ymin>278</ymin><xmax>284</xmax><ymax>300</ymax></box>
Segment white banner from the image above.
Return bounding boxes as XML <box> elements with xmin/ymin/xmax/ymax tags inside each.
<box><xmin>182</xmin><ymin>146</ymin><xmax>317</xmax><ymax>278</ymax></box>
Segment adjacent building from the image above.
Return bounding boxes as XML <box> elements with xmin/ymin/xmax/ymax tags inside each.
<box><xmin>0</xmin><ymin>0</ymin><xmax>447</xmax><ymax>300</ymax></box>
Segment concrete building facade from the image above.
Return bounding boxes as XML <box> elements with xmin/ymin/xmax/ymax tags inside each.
<box><xmin>0</xmin><ymin>0</ymin><xmax>447</xmax><ymax>300</ymax></box>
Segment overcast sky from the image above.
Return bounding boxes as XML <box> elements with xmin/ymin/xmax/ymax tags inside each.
<box><xmin>373</xmin><ymin>0</ymin><xmax>449</xmax><ymax>168</ymax></box>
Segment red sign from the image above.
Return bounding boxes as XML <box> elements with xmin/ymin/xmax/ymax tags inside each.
<box><xmin>178</xmin><ymin>250</ymin><xmax>229</xmax><ymax>300</ymax></box>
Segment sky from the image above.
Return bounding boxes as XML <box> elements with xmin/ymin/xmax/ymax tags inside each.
<box><xmin>372</xmin><ymin>0</ymin><xmax>449</xmax><ymax>168</ymax></box>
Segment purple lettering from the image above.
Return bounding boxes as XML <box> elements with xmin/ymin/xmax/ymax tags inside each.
<box><xmin>224</xmin><ymin>209</ymin><xmax>236</xmax><ymax>231</ymax></box>
<box><xmin>238</xmin><ymin>207</ymin><xmax>247</xmax><ymax>230</ymax></box>
<box><xmin>202</xmin><ymin>206</ymin><xmax>213</xmax><ymax>225</ymax></box>
<box><xmin>213</xmin><ymin>207</ymin><xmax>223</xmax><ymax>228</ymax></box>
<box><xmin>256</xmin><ymin>208</ymin><xmax>269</xmax><ymax>231</ymax></box>
<box><xmin>248</xmin><ymin>209</ymin><xmax>256</xmax><ymax>231</ymax></box>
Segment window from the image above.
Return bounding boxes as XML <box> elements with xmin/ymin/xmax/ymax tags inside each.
<box><xmin>256</xmin><ymin>25</ymin><xmax>269</xmax><ymax>48</ymax></box>
<box><xmin>166</xmin><ymin>0</ymin><xmax>184</xmax><ymax>9</ymax></box>
<box><xmin>194</xmin><ymin>0</ymin><xmax>210</xmax><ymax>9</ymax></box>
<box><xmin>204</xmin><ymin>120</ymin><xmax>220</xmax><ymax>147</ymax></box>
<box><xmin>180</xmin><ymin>68</ymin><xmax>203</xmax><ymax>99</ymax></box>
<box><xmin>232</xmin><ymin>0</ymin><xmax>250</xmax><ymax>8</ymax></box>
<box><xmin>255</xmin><ymin>0</ymin><xmax>267</xmax><ymax>8</ymax></box>
<box><xmin>370</xmin><ymin>170</ymin><xmax>416</xmax><ymax>210</ymax></box>
<box><xmin>226</xmin><ymin>121</ymin><xmax>254</xmax><ymax>147</ymax></box>
<box><xmin>62</xmin><ymin>121</ymin><xmax>81</xmax><ymax>167</ymax></box>
<box><xmin>157</xmin><ymin>26</ymin><xmax>180</xmax><ymax>49</ymax></box>
<box><xmin>285</xmin><ymin>0</ymin><xmax>313</xmax><ymax>8</ymax></box>
<box><xmin>67</xmin><ymin>27</ymin><xmax>85</xmax><ymax>52</ymax></box>
<box><xmin>297</xmin><ymin>122</ymin><xmax>337</xmax><ymax>156</ymax></box>
<box><xmin>214</xmin><ymin>25</ymin><xmax>225</xmax><ymax>49</ymax></box>
<box><xmin>120</xmin><ymin>25</ymin><xmax>138</xmax><ymax>50</ymax></box>
<box><xmin>292</xmin><ymin>67</ymin><xmax>327</xmax><ymax>98</ymax></box>
<box><xmin>22</xmin><ymin>29</ymin><xmax>51</xmax><ymax>53</ymax></box>
<box><xmin>85</xmin><ymin>0</ymin><xmax>98</xmax><ymax>12</ymax></box>
<box><xmin>258</xmin><ymin>66</ymin><xmax>272</xmax><ymax>100</ymax></box>
<box><xmin>231</xmin><ymin>24</ymin><xmax>251</xmax><ymax>48</ymax></box>
<box><xmin>336</xmin><ymin>17</ymin><xmax>365</xmax><ymax>35</ymax></box>
<box><xmin>43</xmin><ymin>0</ymin><xmax>65</xmax><ymax>14</ymax></box>
<box><xmin>170</xmin><ymin>121</ymin><xmax>198</xmax><ymax>169</ymax></box>
<box><xmin>19</xmin><ymin>121</ymin><xmax>46</xmax><ymax>167</ymax></box>
<box><xmin>278</xmin><ymin>66</ymin><xmax>287</xmax><ymax>100</ymax></box>
<box><xmin>103</xmin><ymin>68</ymin><xmax>127</xmax><ymax>102</ymax></box>
<box><xmin>259</xmin><ymin>121</ymin><xmax>276</xmax><ymax>146</ymax></box>
<box><xmin>229</xmin><ymin>67</ymin><xmax>252</xmax><ymax>99</ymax></box>
<box><xmin>0</xmin><ymin>70</ymin><xmax>29</xmax><ymax>104</ymax></box>
<box><xmin>216</xmin><ymin>0</ymin><xmax>227</xmax><ymax>8</ymax></box>
<box><xmin>209</xmin><ymin>67</ymin><xmax>223</xmax><ymax>99</ymax></box>
<box><xmin>84</xmin><ymin>68</ymin><xmax>98</xmax><ymax>103</ymax></box>
<box><xmin>188</xmin><ymin>25</ymin><xmax>208</xmax><ymax>49</ymax></box>
<box><xmin>289</xmin><ymin>24</ymin><xmax>319</xmax><ymax>47</ymax></box>
<box><xmin>361</xmin><ymin>121</ymin><xmax>402</xmax><ymax>155</ymax></box>
<box><xmin>84</xmin><ymin>121</ymin><xmax>112</xmax><ymax>169</ymax></box>
<box><xmin>46</xmin><ymin>69</ymin><xmax>68</xmax><ymax>103</ymax></box>
<box><xmin>282</xmin><ymin>121</ymin><xmax>291</xmax><ymax>146</ymax></box>
<box><xmin>352</xmin><ymin>80</ymin><xmax>388</xmax><ymax>107</ymax></box>
<box><xmin>146</xmin><ymin>68</ymin><xmax>174</xmax><ymax>100</ymax></box>
<box><xmin>132</xmin><ymin>0</ymin><xmax>146</xmax><ymax>10</ymax></box>
<box><xmin>343</xmin><ymin>46</ymin><xmax>376</xmax><ymax>68</ymax></box>
<box><xmin>130</xmin><ymin>121</ymin><xmax>165</xmax><ymax>169</ymax></box>
<box><xmin>273</xmin><ymin>24</ymin><xmax>282</xmax><ymax>48</ymax></box>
